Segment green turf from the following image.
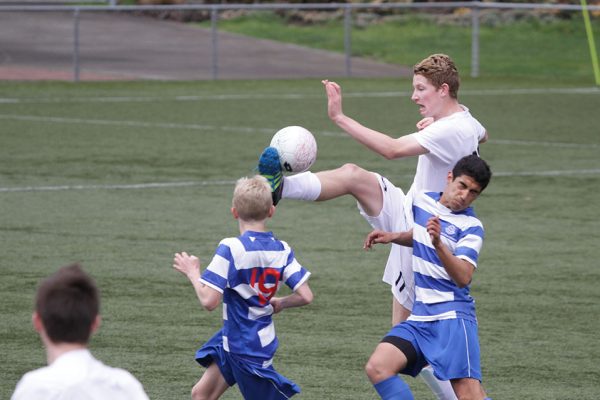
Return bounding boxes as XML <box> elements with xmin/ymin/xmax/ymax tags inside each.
<box><xmin>196</xmin><ymin>11</ymin><xmax>600</xmax><ymax>82</ymax></box>
<box><xmin>1</xmin><ymin>78</ymin><xmax>599</xmax><ymax>399</ymax></box>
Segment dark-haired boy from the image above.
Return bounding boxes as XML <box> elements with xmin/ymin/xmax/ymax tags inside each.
<box><xmin>363</xmin><ymin>155</ymin><xmax>493</xmax><ymax>400</ymax></box>
<box><xmin>12</xmin><ymin>264</ymin><xmax>149</xmax><ymax>400</ymax></box>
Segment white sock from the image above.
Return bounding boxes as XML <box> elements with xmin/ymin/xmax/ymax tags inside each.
<box><xmin>419</xmin><ymin>365</ymin><xmax>457</xmax><ymax>400</ymax></box>
<box><xmin>282</xmin><ymin>171</ymin><xmax>321</xmax><ymax>201</ymax></box>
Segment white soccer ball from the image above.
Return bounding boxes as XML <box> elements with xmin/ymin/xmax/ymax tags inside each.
<box><xmin>270</xmin><ymin>126</ymin><xmax>317</xmax><ymax>174</ymax></box>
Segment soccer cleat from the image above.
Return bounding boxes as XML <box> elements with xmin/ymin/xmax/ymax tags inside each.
<box><xmin>258</xmin><ymin>146</ymin><xmax>284</xmax><ymax>206</ymax></box>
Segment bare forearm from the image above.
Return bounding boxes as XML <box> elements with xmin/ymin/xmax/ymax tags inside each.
<box><xmin>188</xmin><ymin>277</ymin><xmax>220</xmax><ymax>311</ymax></box>
<box><xmin>364</xmin><ymin>229</ymin><xmax>413</xmax><ymax>249</ymax></box>
<box><xmin>434</xmin><ymin>243</ymin><xmax>473</xmax><ymax>288</ymax></box>
<box><xmin>173</xmin><ymin>252</ymin><xmax>221</xmax><ymax>311</ymax></box>
<box><xmin>272</xmin><ymin>284</ymin><xmax>313</xmax><ymax>313</ymax></box>
<box><xmin>334</xmin><ymin>115</ymin><xmax>405</xmax><ymax>159</ymax></box>
<box><xmin>277</xmin><ymin>293</ymin><xmax>310</xmax><ymax>310</ymax></box>
<box><xmin>390</xmin><ymin>231</ymin><xmax>413</xmax><ymax>247</ymax></box>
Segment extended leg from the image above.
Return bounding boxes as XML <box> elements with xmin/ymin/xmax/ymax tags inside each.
<box><xmin>258</xmin><ymin>147</ymin><xmax>383</xmax><ymax>216</ymax></box>
<box><xmin>285</xmin><ymin>163</ymin><xmax>383</xmax><ymax>216</ymax></box>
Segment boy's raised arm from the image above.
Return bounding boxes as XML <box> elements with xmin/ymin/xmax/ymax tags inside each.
<box><xmin>173</xmin><ymin>252</ymin><xmax>222</xmax><ymax>311</ymax></box>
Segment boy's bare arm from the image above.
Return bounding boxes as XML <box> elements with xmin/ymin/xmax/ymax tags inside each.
<box><xmin>270</xmin><ymin>282</ymin><xmax>313</xmax><ymax>314</ymax></box>
<box><xmin>322</xmin><ymin>80</ymin><xmax>428</xmax><ymax>160</ymax></box>
<box><xmin>427</xmin><ymin>217</ymin><xmax>475</xmax><ymax>288</ymax></box>
<box><xmin>173</xmin><ymin>252</ymin><xmax>222</xmax><ymax>311</ymax></box>
<box><xmin>364</xmin><ymin>229</ymin><xmax>413</xmax><ymax>250</ymax></box>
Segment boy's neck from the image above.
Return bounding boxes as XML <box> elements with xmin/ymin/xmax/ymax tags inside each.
<box><xmin>238</xmin><ymin>220</ymin><xmax>268</xmax><ymax>235</ymax></box>
<box><xmin>45</xmin><ymin>341</ymin><xmax>88</xmax><ymax>365</ymax></box>
<box><xmin>436</xmin><ymin>100</ymin><xmax>463</xmax><ymax>120</ymax></box>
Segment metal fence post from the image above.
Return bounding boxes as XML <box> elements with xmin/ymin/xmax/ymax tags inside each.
<box><xmin>471</xmin><ymin>5</ymin><xmax>480</xmax><ymax>78</ymax></box>
<box><xmin>211</xmin><ymin>7</ymin><xmax>219</xmax><ymax>80</ymax></box>
<box><xmin>73</xmin><ymin>8</ymin><xmax>80</xmax><ymax>82</ymax></box>
<box><xmin>344</xmin><ymin>5</ymin><xmax>352</xmax><ymax>77</ymax></box>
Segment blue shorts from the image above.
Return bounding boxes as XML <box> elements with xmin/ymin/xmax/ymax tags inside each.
<box><xmin>385</xmin><ymin>318</ymin><xmax>482</xmax><ymax>381</ymax></box>
<box><xmin>195</xmin><ymin>330</ymin><xmax>300</xmax><ymax>400</ymax></box>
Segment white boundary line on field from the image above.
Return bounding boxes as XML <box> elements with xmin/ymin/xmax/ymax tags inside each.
<box><xmin>0</xmin><ymin>113</ymin><xmax>275</xmax><ymax>134</ymax></box>
<box><xmin>0</xmin><ymin>180</ymin><xmax>236</xmax><ymax>193</ymax></box>
<box><xmin>1</xmin><ymin>169</ymin><xmax>599</xmax><ymax>193</ymax></box>
<box><xmin>0</xmin><ymin>113</ymin><xmax>598</xmax><ymax>148</ymax></box>
<box><xmin>493</xmin><ymin>169</ymin><xmax>600</xmax><ymax>177</ymax></box>
<box><xmin>488</xmin><ymin>139</ymin><xmax>598</xmax><ymax>148</ymax></box>
<box><xmin>0</xmin><ymin>87</ymin><xmax>598</xmax><ymax>104</ymax></box>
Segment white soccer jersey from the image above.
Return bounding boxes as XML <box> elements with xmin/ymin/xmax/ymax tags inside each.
<box><xmin>409</xmin><ymin>105</ymin><xmax>486</xmax><ymax>194</ymax></box>
<box><xmin>407</xmin><ymin>192</ymin><xmax>484</xmax><ymax>323</ymax></box>
<box><xmin>11</xmin><ymin>349</ymin><xmax>149</xmax><ymax>400</ymax></box>
<box><xmin>200</xmin><ymin>230</ymin><xmax>310</xmax><ymax>360</ymax></box>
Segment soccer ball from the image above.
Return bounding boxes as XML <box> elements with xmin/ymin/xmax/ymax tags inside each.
<box><xmin>270</xmin><ymin>126</ymin><xmax>317</xmax><ymax>174</ymax></box>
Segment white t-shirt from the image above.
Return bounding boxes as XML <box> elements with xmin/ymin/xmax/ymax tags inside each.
<box><xmin>11</xmin><ymin>349</ymin><xmax>149</xmax><ymax>400</ymax></box>
<box><xmin>409</xmin><ymin>105</ymin><xmax>486</xmax><ymax>194</ymax></box>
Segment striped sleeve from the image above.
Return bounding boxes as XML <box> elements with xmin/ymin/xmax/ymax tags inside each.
<box><xmin>200</xmin><ymin>240</ymin><xmax>232</xmax><ymax>293</ymax></box>
<box><xmin>280</xmin><ymin>243</ymin><xmax>311</xmax><ymax>291</ymax></box>
<box><xmin>455</xmin><ymin>222</ymin><xmax>484</xmax><ymax>267</ymax></box>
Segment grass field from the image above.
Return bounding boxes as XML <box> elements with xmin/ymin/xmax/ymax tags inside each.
<box><xmin>1</xmin><ymin>77</ymin><xmax>599</xmax><ymax>399</ymax></box>
<box><xmin>198</xmin><ymin>11</ymin><xmax>600</xmax><ymax>82</ymax></box>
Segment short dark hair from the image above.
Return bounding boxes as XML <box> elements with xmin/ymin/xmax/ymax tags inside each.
<box><xmin>452</xmin><ymin>154</ymin><xmax>492</xmax><ymax>191</ymax></box>
<box><xmin>35</xmin><ymin>263</ymin><xmax>99</xmax><ymax>344</ymax></box>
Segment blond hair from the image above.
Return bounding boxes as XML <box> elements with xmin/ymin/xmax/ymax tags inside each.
<box><xmin>413</xmin><ymin>54</ymin><xmax>460</xmax><ymax>99</ymax></box>
<box><xmin>232</xmin><ymin>175</ymin><xmax>273</xmax><ymax>222</ymax></box>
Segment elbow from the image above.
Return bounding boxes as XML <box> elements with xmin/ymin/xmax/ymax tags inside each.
<box><xmin>305</xmin><ymin>291</ymin><xmax>314</xmax><ymax>305</ymax></box>
<box><xmin>455</xmin><ymin>276</ymin><xmax>472</xmax><ymax>289</ymax></box>
<box><xmin>381</xmin><ymin>149</ymin><xmax>399</xmax><ymax>160</ymax></box>
<box><xmin>382</xmin><ymin>147</ymin><xmax>413</xmax><ymax>160</ymax></box>
<box><xmin>202</xmin><ymin>303</ymin><xmax>217</xmax><ymax>312</ymax></box>
<box><xmin>301</xmin><ymin>288</ymin><xmax>314</xmax><ymax>306</ymax></box>
<box><xmin>202</xmin><ymin>298</ymin><xmax>220</xmax><ymax>312</ymax></box>
<box><xmin>479</xmin><ymin>131</ymin><xmax>489</xmax><ymax>144</ymax></box>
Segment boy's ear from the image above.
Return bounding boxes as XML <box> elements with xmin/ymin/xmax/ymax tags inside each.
<box><xmin>32</xmin><ymin>311</ymin><xmax>44</xmax><ymax>333</ymax></box>
<box><xmin>439</xmin><ymin>82</ymin><xmax>450</xmax><ymax>97</ymax></box>
<box><xmin>268</xmin><ymin>205</ymin><xmax>276</xmax><ymax>218</ymax></box>
<box><xmin>231</xmin><ymin>207</ymin><xmax>239</xmax><ymax>220</ymax></box>
<box><xmin>91</xmin><ymin>315</ymin><xmax>102</xmax><ymax>335</ymax></box>
<box><xmin>446</xmin><ymin>171</ymin><xmax>453</xmax><ymax>183</ymax></box>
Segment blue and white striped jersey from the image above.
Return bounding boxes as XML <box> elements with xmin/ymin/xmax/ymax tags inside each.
<box><xmin>408</xmin><ymin>192</ymin><xmax>484</xmax><ymax>323</ymax></box>
<box><xmin>200</xmin><ymin>230</ymin><xmax>310</xmax><ymax>360</ymax></box>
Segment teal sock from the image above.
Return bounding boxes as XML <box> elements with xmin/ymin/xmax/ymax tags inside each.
<box><xmin>374</xmin><ymin>375</ymin><xmax>414</xmax><ymax>400</ymax></box>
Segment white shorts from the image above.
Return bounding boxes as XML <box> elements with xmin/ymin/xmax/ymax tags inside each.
<box><xmin>357</xmin><ymin>173</ymin><xmax>415</xmax><ymax>311</ymax></box>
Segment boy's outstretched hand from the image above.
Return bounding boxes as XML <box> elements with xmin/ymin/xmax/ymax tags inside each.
<box><xmin>364</xmin><ymin>229</ymin><xmax>396</xmax><ymax>250</ymax></box>
<box><xmin>364</xmin><ymin>229</ymin><xmax>413</xmax><ymax>249</ymax></box>
<box><xmin>322</xmin><ymin>79</ymin><xmax>344</xmax><ymax>123</ymax></box>
<box><xmin>173</xmin><ymin>251</ymin><xmax>201</xmax><ymax>281</ymax></box>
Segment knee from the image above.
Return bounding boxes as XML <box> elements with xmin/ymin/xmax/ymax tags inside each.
<box><xmin>365</xmin><ymin>358</ymin><xmax>390</xmax><ymax>384</ymax></box>
<box><xmin>453</xmin><ymin>386</ymin><xmax>486</xmax><ymax>400</ymax></box>
<box><xmin>336</xmin><ymin>163</ymin><xmax>373</xmax><ymax>191</ymax></box>
<box><xmin>338</xmin><ymin>163</ymin><xmax>364</xmax><ymax>179</ymax></box>
<box><xmin>191</xmin><ymin>383</ymin><xmax>207</xmax><ymax>400</ymax></box>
